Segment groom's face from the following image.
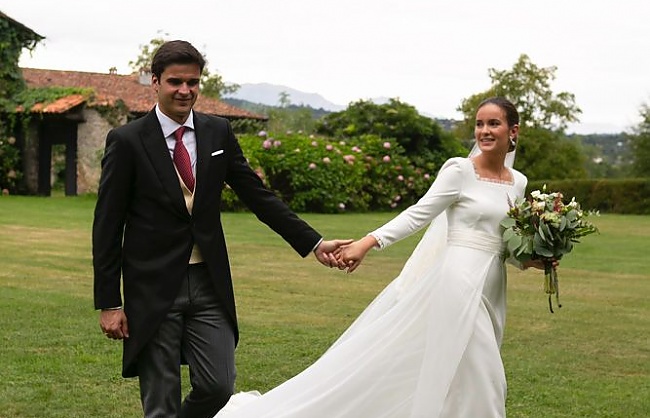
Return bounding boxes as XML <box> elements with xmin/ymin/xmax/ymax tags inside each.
<box><xmin>153</xmin><ymin>63</ymin><xmax>201</xmax><ymax>124</ymax></box>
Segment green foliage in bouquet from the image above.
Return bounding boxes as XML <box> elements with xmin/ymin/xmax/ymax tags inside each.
<box><xmin>501</xmin><ymin>186</ymin><xmax>599</xmax><ymax>312</ymax></box>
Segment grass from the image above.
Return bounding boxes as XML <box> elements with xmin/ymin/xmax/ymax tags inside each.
<box><xmin>0</xmin><ymin>195</ymin><xmax>648</xmax><ymax>417</ymax></box>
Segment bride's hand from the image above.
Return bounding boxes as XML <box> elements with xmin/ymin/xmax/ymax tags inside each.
<box><xmin>523</xmin><ymin>258</ymin><xmax>559</xmax><ymax>270</ymax></box>
<box><xmin>340</xmin><ymin>236</ymin><xmax>378</xmax><ymax>273</ymax></box>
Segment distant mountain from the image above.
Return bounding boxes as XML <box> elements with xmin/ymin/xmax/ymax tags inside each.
<box><xmin>224</xmin><ymin>82</ymin><xmax>459</xmax><ymax>131</ymax></box>
<box><xmin>224</xmin><ymin>82</ymin><xmax>345</xmax><ymax>112</ymax></box>
<box><xmin>221</xmin><ymin>97</ymin><xmax>332</xmax><ymax>120</ymax></box>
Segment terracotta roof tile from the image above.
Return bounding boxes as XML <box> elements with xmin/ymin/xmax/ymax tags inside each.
<box><xmin>20</xmin><ymin>68</ymin><xmax>266</xmax><ymax>120</ymax></box>
<box><xmin>30</xmin><ymin>94</ymin><xmax>86</xmax><ymax>113</ymax></box>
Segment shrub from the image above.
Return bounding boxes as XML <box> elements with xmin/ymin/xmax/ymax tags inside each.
<box><xmin>527</xmin><ymin>178</ymin><xmax>650</xmax><ymax>214</ymax></box>
<box><xmin>222</xmin><ymin>131</ymin><xmax>436</xmax><ymax>213</ymax></box>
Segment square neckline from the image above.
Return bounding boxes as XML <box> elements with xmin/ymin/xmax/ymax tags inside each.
<box><xmin>469</xmin><ymin>159</ymin><xmax>514</xmax><ymax>186</ymax></box>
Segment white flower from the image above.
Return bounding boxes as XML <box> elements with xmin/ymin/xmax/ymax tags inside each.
<box><xmin>532</xmin><ymin>201</ymin><xmax>546</xmax><ymax>212</ymax></box>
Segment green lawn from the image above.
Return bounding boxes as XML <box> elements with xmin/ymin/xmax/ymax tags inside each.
<box><xmin>0</xmin><ymin>196</ymin><xmax>648</xmax><ymax>417</ymax></box>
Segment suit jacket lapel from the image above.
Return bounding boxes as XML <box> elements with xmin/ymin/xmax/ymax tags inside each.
<box><xmin>139</xmin><ymin>110</ymin><xmax>189</xmax><ymax>217</ymax></box>
<box><xmin>193</xmin><ymin>113</ymin><xmax>216</xmax><ymax>208</ymax></box>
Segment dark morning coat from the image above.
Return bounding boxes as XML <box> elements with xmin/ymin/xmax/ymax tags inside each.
<box><xmin>92</xmin><ymin>109</ymin><xmax>321</xmax><ymax>377</ymax></box>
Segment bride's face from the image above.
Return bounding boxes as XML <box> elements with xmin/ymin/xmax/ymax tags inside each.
<box><xmin>474</xmin><ymin>104</ymin><xmax>517</xmax><ymax>156</ymax></box>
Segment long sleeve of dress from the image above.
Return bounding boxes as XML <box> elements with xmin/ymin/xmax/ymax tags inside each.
<box><xmin>371</xmin><ymin>158</ymin><xmax>463</xmax><ymax>249</ymax></box>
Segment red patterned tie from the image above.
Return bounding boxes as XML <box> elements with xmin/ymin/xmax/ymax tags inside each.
<box><xmin>173</xmin><ymin>126</ymin><xmax>195</xmax><ymax>191</ymax></box>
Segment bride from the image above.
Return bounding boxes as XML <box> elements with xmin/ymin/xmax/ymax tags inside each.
<box><xmin>215</xmin><ymin>97</ymin><xmax>545</xmax><ymax>417</ymax></box>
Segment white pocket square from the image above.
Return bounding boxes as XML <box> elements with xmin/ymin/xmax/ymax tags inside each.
<box><xmin>211</xmin><ymin>150</ymin><xmax>224</xmax><ymax>156</ymax></box>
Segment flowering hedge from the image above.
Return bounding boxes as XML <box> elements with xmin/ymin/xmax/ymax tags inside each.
<box><xmin>0</xmin><ymin>135</ymin><xmax>21</xmax><ymax>194</ymax></box>
<box><xmin>222</xmin><ymin>131</ymin><xmax>440</xmax><ymax>213</ymax></box>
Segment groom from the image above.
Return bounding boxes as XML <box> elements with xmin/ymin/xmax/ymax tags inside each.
<box><xmin>93</xmin><ymin>40</ymin><xmax>349</xmax><ymax>418</ymax></box>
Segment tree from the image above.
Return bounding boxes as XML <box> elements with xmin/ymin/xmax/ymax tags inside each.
<box><xmin>128</xmin><ymin>33</ymin><xmax>167</xmax><ymax>73</ymax></box>
<box><xmin>630</xmin><ymin>103</ymin><xmax>650</xmax><ymax>177</ymax></box>
<box><xmin>457</xmin><ymin>54</ymin><xmax>581</xmax><ymax>135</ymax></box>
<box><xmin>316</xmin><ymin>98</ymin><xmax>467</xmax><ymax>168</ymax></box>
<box><xmin>456</xmin><ymin>54</ymin><xmax>587</xmax><ymax>180</ymax></box>
<box><xmin>200</xmin><ymin>68</ymin><xmax>239</xmax><ymax>99</ymax></box>
<box><xmin>278</xmin><ymin>91</ymin><xmax>291</xmax><ymax>108</ymax></box>
<box><xmin>129</xmin><ymin>35</ymin><xmax>238</xmax><ymax>99</ymax></box>
<box><xmin>266</xmin><ymin>93</ymin><xmax>316</xmax><ymax>134</ymax></box>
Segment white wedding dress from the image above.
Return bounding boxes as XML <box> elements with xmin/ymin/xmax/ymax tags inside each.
<box><xmin>216</xmin><ymin>157</ymin><xmax>527</xmax><ymax>418</ymax></box>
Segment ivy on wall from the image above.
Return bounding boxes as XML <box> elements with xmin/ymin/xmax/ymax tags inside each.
<box><xmin>1</xmin><ymin>14</ymin><xmax>43</xmax><ymax>193</ymax></box>
<box><xmin>0</xmin><ymin>14</ymin><xmax>42</xmax><ymax>108</ymax></box>
<box><xmin>0</xmin><ymin>14</ymin><xmax>95</xmax><ymax>193</ymax></box>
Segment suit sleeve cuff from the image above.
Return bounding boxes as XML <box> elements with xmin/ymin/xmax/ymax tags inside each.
<box><xmin>311</xmin><ymin>238</ymin><xmax>324</xmax><ymax>253</ymax></box>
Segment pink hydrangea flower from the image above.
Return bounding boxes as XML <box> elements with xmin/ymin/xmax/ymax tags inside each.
<box><xmin>273</xmin><ymin>140</ymin><xmax>282</xmax><ymax>147</ymax></box>
<box><xmin>262</xmin><ymin>140</ymin><xmax>272</xmax><ymax>149</ymax></box>
<box><xmin>258</xmin><ymin>130</ymin><xmax>267</xmax><ymax>137</ymax></box>
<box><xmin>383</xmin><ymin>142</ymin><xmax>391</xmax><ymax>149</ymax></box>
<box><xmin>343</xmin><ymin>155</ymin><xmax>356</xmax><ymax>164</ymax></box>
<box><xmin>382</xmin><ymin>155</ymin><xmax>391</xmax><ymax>162</ymax></box>
<box><xmin>323</xmin><ymin>157</ymin><xmax>331</xmax><ymax>164</ymax></box>
<box><xmin>326</xmin><ymin>144</ymin><xmax>334</xmax><ymax>151</ymax></box>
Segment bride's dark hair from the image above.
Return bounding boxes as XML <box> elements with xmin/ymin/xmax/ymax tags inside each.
<box><xmin>477</xmin><ymin>97</ymin><xmax>519</xmax><ymax>128</ymax></box>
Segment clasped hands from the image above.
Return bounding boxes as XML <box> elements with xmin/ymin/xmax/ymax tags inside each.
<box><xmin>314</xmin><ymin>236</ymin><xmax>377</xmax><ymax>273</ymax></box>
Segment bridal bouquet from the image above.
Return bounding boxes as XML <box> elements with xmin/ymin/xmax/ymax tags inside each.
<box><xmin>500</xmin><ymin>186</ymin><xmax>598</xmax><ymax>312</ymax></box>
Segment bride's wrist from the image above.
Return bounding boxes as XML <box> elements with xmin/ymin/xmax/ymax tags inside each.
<box><xmin>360</xmin><ymin>235</ymin><xmax>379</xmax><ymax>251</ymax></box>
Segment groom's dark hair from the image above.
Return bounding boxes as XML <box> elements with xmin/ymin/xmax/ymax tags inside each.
<box><xmin>151</xmin><ymin>40</ymin><xmax>206</xmax><ymax>79</ymax></box>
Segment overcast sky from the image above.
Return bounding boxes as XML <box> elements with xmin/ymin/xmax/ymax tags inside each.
<box><xmin>3</xmin><ymin>0</ymin><xmax>649</xmax><ymax>134</ymax></box>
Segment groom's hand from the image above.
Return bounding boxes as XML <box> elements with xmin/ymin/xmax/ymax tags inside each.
<box><xmin>100</xmin><ymin>308</ymin><xmax>129</xmax><ymax>340</ymax></box>
<box><xmin>314</xmin><ymin>239</ymin><xmax>353</xmax><ymax>269</ymax></box>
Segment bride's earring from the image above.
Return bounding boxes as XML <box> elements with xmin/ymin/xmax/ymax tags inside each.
<box><xmin>509</xmin><ymin>137</ymin><xmax>516</xmax><ymax>152</ymax></box>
